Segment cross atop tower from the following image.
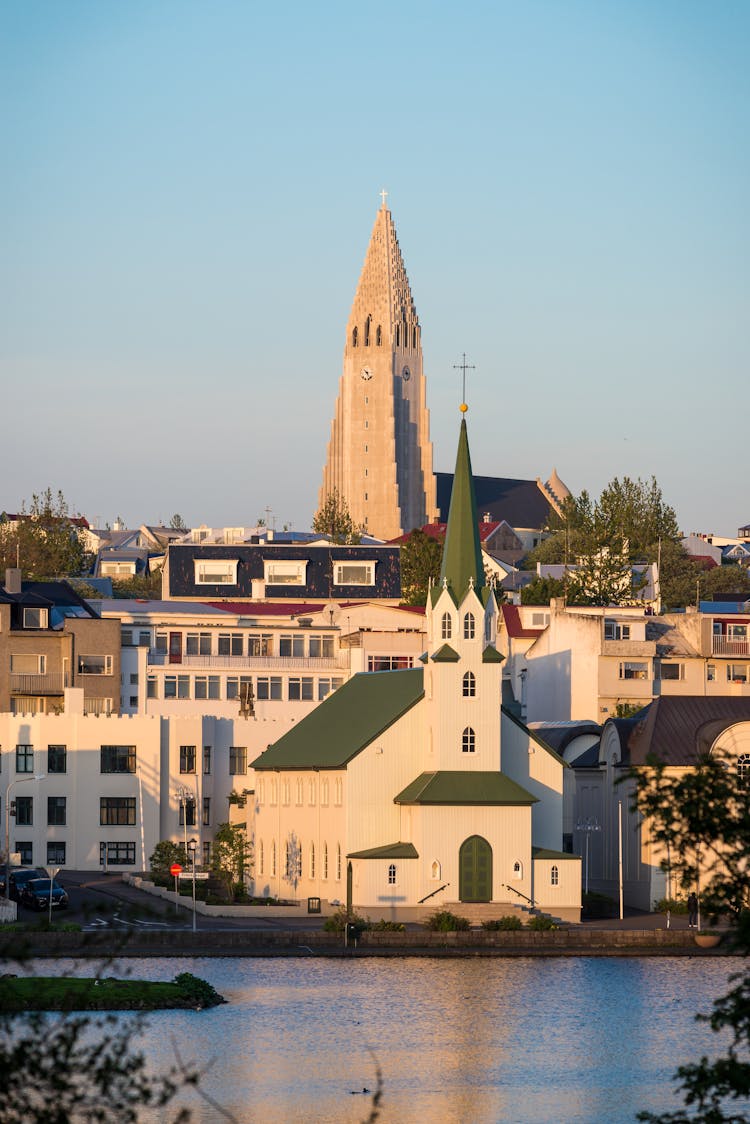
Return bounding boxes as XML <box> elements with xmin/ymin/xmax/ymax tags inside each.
<box><xmin>379</xmin><ymin>188</ymin><xmax>388</xmax><ymax>209</ymax></box>
<box><xmin>453</xmin><ymin>353</ymin><xmax>475</xmax><ymax>413</ymax></box>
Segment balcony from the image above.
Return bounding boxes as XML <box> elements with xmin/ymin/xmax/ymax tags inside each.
<box><xmin>10</xmin><ymin>673</ymin><xmax>67</xmax><ymax>696</ymax></box>
<box><xmin>147</xmin><ymin>651</ymin><xmax>349</xmax><ymax>671</ymax></box>
<box><xmin>711</xmin><ymin>637</ymin><xmax>750</xmax><ymax>658</ymax></box>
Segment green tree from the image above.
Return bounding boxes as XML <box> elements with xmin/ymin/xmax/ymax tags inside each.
<box><xmin>0</xmin><ymin>489</ymin><xmax>90</xmax><ymax>580</ymax></box>
<box><xmin>632</xmin><ymin>753</ymin><xmax>750</xmax><ymax>1123</ymax></box>
<box><xmin>520</xmin><ymin>574</ymin><xmax>566</xmax><ymax>605</ymax></box>
<box><xmin>312</xmin><ymin>490</ymin><xmax>361</xmax><ymax>544</ymax></box>
<box><xmin>109</xmin><ymin>570</ymin><xmax>163</xmax><ymax>599</ymax></box>
<box><xmin>702</xmin><ymin>564</ymin><xmax>750</xmax><ymax>600</ymax></box>
<box><xmin>211</xmin><ymin>822</ymin><xmax>253</xmax><ymax>901</ymax></box>
<box><xmin>149</xmin><ymin>839</ymin><xmax>188</xmax><ymax>879</ymax></box>
<box><xmin>400</xmin><ymin>529</ymin><xmax>444</xmax><ymax>605</ymax></box>
<box><xmin>169</xmin><ymin>514</ymin><xmax>186</xmax><ymax>530</ymax></box>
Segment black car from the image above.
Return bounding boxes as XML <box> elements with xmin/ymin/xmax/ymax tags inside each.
<box><xmin>7</xmin><ymin>867</ymin><xmax>46</xmax><ymax>901</ymax></box>
<box><xmin>18</xmin><ymin>878</ymin><xmax>69</xmax><ymax>911</ymax></box>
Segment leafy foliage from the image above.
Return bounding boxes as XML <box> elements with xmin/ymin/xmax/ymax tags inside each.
<box><xmin>520</xmin><ymin>574</ymin><xmax>566</xmax><ymax>605</ymax></box>
<box><xmin>109</xmin><ymin>570</ymin><xmax>163</xmax><ymax>599</ymax></box>
<box><xmin>323</xmin><ymin>907</ymin><xmax>370</xmax><ymax>933</ymax></box>
<box><xmin>481</xmin><ymin>915</ymin><xmax>523</xmax><ymax>930</ymax></box>
<box><xmin>0</xmin><ymin>489</ymin><xmax>90</xmax><ymax>580</ymax></box>
<box><xmin>312</xmin><ymin>490</ymin><xmax>361</xmax><ymax>544</ymax></box>
<box><xmin>632</xmin><ymin>752</ymin><xmax>750</xmax><ymax>1122</ymax></box>
<box><xmin>424</xmin><ymin>909</ymin><xmax>470</xmax><ymax>931</ymax></box>
<box><xmin>211</xmin><ymin>822</ymin><xmax>253</xmax><ymax>901</ymax></box>
<box><xmin>399</xmin><ymin>528</ymin><xmax>444</xmax><ymax>605</ymax></box>
<box><xmin>526</xmin><ymin>914</ymin><xmax>558</xmax><ymax>930</ymax></box>
<box><xmin>149</xmin><ymin>840</ymin><xmax>188</xmax><ymax>879</ymax></box>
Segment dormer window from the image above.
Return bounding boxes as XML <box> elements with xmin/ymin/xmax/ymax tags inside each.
<box><xmin>441</xmin><ymin>613</ymin><xmax>452</xmax><ymax>640</ymax></box>
<box><xmin>264</xmin><ymin>560</ymin><xmax>308</xmax><ymax>586</ymax></box>
<box><xmin>23</xmin><ymin>607</ymin><xmax>48</xmax><ymax>629</ymax></box>
<box><xmin>333</xmin><ymin>562</ymin><xmax>375</xmax><ymax>586</ymax></box>
<box><xmin>195</xmin><ymin>559</ymin><xmax>238</xmax><ymax>585</ymax></box>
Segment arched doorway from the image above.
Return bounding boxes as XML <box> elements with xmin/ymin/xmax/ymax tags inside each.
<box><xmin>459</xmin><ymin>835</ymin><xmax>492</xmax><ymax>902</ymax></box>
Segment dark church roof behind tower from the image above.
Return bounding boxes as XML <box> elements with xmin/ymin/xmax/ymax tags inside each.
<box><xmin>436</xmin><ymin>472</ymin><xmax>556</xmax><ymax>529</ymax></box>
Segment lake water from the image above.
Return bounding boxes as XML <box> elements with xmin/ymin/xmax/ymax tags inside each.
<box><xmin>41</xmin><ymin>956</ymin><xmax>746</xmax><ymax>1123</ymax></box>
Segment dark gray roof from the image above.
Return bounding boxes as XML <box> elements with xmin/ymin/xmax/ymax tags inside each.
<box><xmin>620</xmin><ymin>697</ymin><xmax>750</xmax><ymax>767</ymax></box>
<box><xmin>436</xmin><ymin>472</ymin><xmax>552</xmax><ymax>530</ymax></box>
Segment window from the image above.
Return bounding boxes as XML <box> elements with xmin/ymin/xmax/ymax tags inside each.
<box><xmin>462</xmin><ymin>727</ymin><xmax>476</xmax><ymax>754</ymax></box>
<box><xmin>47</xmin><ymin>842</ymin><xmax>66</xmax><ymax>866</ymax></box>
<box><xmin>194</xmin><ymin>675</ymin><xmax>220</xmax><ymax>699</ymax></box>
<box><xmin>180</xmin><ymin>745</ymin><xmax>196</xmax><ymax>774</ymax></box>
<box><xmin>48</xmin><ymin>745</ymin><xmax>67</xmax><ymax>773</ymax></box>
<box><xmin>195</xmin><ymin>559</ymin><xmax>238</xmax><ymax>585</ymax></box>
<box><xmin>309</xmin><ymin>779</ymin><xmax>316</xmax><ymax>805</ymax></box>
<box><xmin>323</xmin><ymin>842</ymin><xmax>329</xmax><ymax>879</ymax></box>
<box><xmin>605</xmin><ymin>621</ymin><xmax>631</xmax><ymax>641</ymax></box>
<box><xmin>283</xmin><ymin>780</ymin><xmax>290</xmax><ymax>805</ymax></box>
<box><xmin>147</xmin><ymin>676</ymin><xmax>158</xmax><ymax>698</ymax></box>
<box><xmin>309</xmin><ymin>635</ymin><xmax>334</xmax><ymax>658</ymax></box>
<box><xmin>130</xmin><ymin>673</ymin><xmax>138</xmax><ymax>685</ymax></box>
<box><xmin>229</xmin><ymin>746</ymin><xmax>247</xmax><ymax>775</ymax></box>
<box><xmin>333</xmin><ymin>562</ymin><xmax>375</xmax><ymax>586</ymax></box>
<box><xmin>271</xmin><ymin>839</ymin><xmax>277</xmax><ymax>876</ymax></box>
<box><xmin>101</xmin><ymin>745</ymin><xmax>136</xmax><ymax>773</ymax></box>
<box><xmin>165</xmin><ymin>675</ymin><xmax>190</xmax><ymax>699</ymax></box>
<box><xmin>100</xmin><ymin>797</ymin><xmax>136</xmax><ymax>826</ymax></box>
<box><xmin>318</xmin><ymin>678</ymin><xmax>343</xmax><ymax>700</ymax></box>
<box><xmin>513</xmin><ymin>860</ymin><xmax>523</xmax><ymax>880</ymax></box>
<box><xmin>462</xmin><ymin>671</ymin><xmax>476</xmax><ymax>698</ymax></box>
<box><xmin>155</xmin><ymin>632</ymin><xmax>168</xmax><ymax>653</ymax></box>
<box><xmin>178</xmin><ymin>800</ymin><xmax>196</xmax><ymax>827</ymax></box>
<box><xmin>16</xmin><ymin>744</ymin><xmax>34</xmax><ymax>773</ymax></box>
<box><xmin>203</xmin><ymin>746</ymin><xmax>212</xmax><ymax>774</ymax></box>
<box><xmin>431</xmin><ymin>860</ymin><xmax>441</xmax><ymax>880</ymax></box>
<box><xmin>47</xmin><ymin>796</ymin><xmax>66</xmax><ymax>826</ymax></box>
<box><xmin>387</xmin><ymin>863</ymin><xmax>397</xmax><ymax>885</ymax></box>
<box><xmin>551</xmin><ymin>865</ymin><xmax>559</xmax><ymax>886</ymax></box>
<box><xmin>441</xmin><ymin>613</ymin><xmax>452</xmax><ymax>640</ymax></box>
<box><xmin>105</xmin><ymin>842</ymin><xmax>136</xmax><ymax>865</ymax></box>
<box><xmin>352</xmin><ymin>326</ymin><xmax>358</xmax><ymax>347</ymax></box>
<box><xmin>138</xmin><ymin>630</ymin><xmax>151</xmax><ymax>647</ymax></box>
<box><xmin>270</xmin><ymin>778</ymin><xmax>278</xmax><ymax>806</ymax></box>
<box><xmin>310</xmin><ymin>843</ymin><xmax>315</xmax><ymax>879</ymax></box>
<box><xmin>121</xmin><ymin>629</ymin><xmax>134</xmax><ymax>646</ymax></box>
<box><xmin>248</xmin><ymin>634</ymin><xmax>272</xmax><ymax>656</ymax></box>
<box><xmin>15</xmin><ymin>842</ymin><xmax>32</xmax><ymax>865</ymax></box>
<box><xmin>368</xmin><ymin>656</ymin><xmax>412</xmax><ymax>671</ymax></box>
<box><xmin>203</xmin><ymin>797</ymin><xmax>211</xmax><ymax>826</ymax></box>
<box><xmin>727</xmin><ymin>664</ymin><xmax>749</xmax><ymax>683</ymax></box>
<box><xmin>707</xmin><ymin>664</ymin><xmax>716</xmax><ymax>682</ymax></box>
<box><xmin>186</xmin><ymin>631</ymin><xmax>212</xmax><ymax>655</ymax></box>
<box><xmin>202</xmin><ymin>841</ymin><xmax>212</xmax><ymax>867</ymax></box>
<box><xmin>279</xmin><ymin>635</ymin><xmax>305</xmax><ymax>657</ymax></box>
<box><xmin>218</xmin><ymin>633</ymin><xmax>243</xmax><ymax>656</ymax></box>
<box><xmin>23</xmin><ymin>607</ymin><xmax>48</xmax><ymax>629</ymax></box>
<box><xmin>10</xmin><ymin>653</ymin><xmax>46</xmax><ymax>674</ymax></box>
<box><xmin>289</xmin><ymin>677</ymin><xmax>314</xmax><ymax>700</ymax></box>
<box><xmin>619</xmin><ymin>662</ymin><xmax>648</xmax><ymax>680</ymax></box>
<box><xmin>258</xmin><ymin>839</ymin><xmax>265</xmax><ymax>875</ymax></box>
<box><xmin>227</xmin><ymin>676</ymin><xmax>253</xmax><ymax>700</ymax></box>
<box><xmin>78</xmin><ymin>654</ymin><xmax>113</xmax><ymax>675</ymax></box>
<box><xmin>463</xmin><ymin>612</ymin><xmax>475</xmax><ymax>640</ymax></box>
<box><xmin>256</xmin><ymin>676</ymin><xmax>282</xmax><ymax>701</ymax></box>
<box><xmin>336</xmin><ymin>843</ymin><xmax>342</xmax><ymax>881</ymax></box>
<box><xmin>656</xmin><ymin>662</ymin><xmax>684</xmax><ymax>681</ymax></box>
<box><xmin>738</xmin><ymin>754</ymin><xmax>750</xmax><ymax>785</ymax></box>
<box><xmin>264</xmin><ymin>560</ymin><xmax>307</xmax><ymax>586</ymax></box>
<box><xmin>16</xmin><ymin>796</ymin><xmax>33</xmax><ymax>825</ymax></box>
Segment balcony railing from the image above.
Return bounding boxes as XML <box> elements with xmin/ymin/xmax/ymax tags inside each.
<box><xmin>147</xmin><ymin>651</ymin><xmax>349</xmax><ymax>670</ymax></box>
<box><xmin>711</xmin><ymin>637</ymin><xmax>750</xmax><ymax>657</ymax></box>
<box><xmin>10</xmin><ymin>673</ymin><xmax>67</xmax><ymax>695</ymax></box>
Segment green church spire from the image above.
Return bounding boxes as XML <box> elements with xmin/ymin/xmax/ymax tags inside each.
<box><xmin>436</xmin><ymin>416</ymin><xmax>485</xmax><ymax>604</ymax></box>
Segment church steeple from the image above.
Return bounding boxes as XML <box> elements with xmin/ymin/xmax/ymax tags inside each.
<box><xmin>319</xmin><ymin>196</ymin><xmax>437</xmax><ymax>541</ymax></box>
<box><xmin>436</xmin><ymin>416</ymin><xmax>485</xmax><ymax>604</ymax></box>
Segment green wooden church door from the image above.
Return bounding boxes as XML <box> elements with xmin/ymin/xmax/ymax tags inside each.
<box><xmin>459</xmin><ymin>835</ymin><xmax>493</xmax><ymax>902</ymax></box>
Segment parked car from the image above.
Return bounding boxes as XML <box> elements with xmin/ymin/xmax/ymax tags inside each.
<box><xmin>7</xmin><ymin>867</ymin><xmax>46</xmax><ymax>901</ymax></box>
<box><xmin>18</xmin><ymin>878</ymin><xmax>69</xmax><ymax>912</ymax></box>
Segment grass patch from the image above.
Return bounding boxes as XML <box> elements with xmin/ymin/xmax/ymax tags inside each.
<box><xmin>0</xmin><ymin>971</ymin><xmax>226</xmax><ymax>1013</ymax></box>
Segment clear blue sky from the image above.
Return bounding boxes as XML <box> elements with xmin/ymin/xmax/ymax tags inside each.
<box><xmin>2</xmin><ymin>1</ymin><xmax>748</xmax><ymax>536</ymax></box>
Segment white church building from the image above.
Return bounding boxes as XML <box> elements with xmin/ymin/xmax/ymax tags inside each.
<box><xmin>251</xmin><ymin>415</ymin><xmax>581</xmax><ymax>921</ymax></box>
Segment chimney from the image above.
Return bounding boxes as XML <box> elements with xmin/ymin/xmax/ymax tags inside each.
<box><xmin>5</xmin><ymin>568</ymin><xmax>22</xmax><ymax>594</ymax></box>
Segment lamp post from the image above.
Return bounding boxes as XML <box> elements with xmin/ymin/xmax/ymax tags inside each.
<box><xmin>187</xmin><ymin>838</ymin><xmax>197</xmax><ymax>932</ymax></box>
<box><xmin>4</xmin><ymin>773</ymin><xmax>46</xmax><ymax>900</ymax></box>
<box><xmin>575</xmin><ymin>817</ymin><xmax>602</xmax><ymax>896</ymax></box>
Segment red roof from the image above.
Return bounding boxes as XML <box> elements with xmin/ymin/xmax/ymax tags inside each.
<box><xmin>689</xmin><ymin>555</ymin><xmax>719</xmax><ymax>570</ymax></box>
<box><xmin>203</xmin><ymin>601</ymin><xmax>324</xmax><ymax>617</ymax></box>
<box><xmin>501</xmin><ymin>604</ymin><xmax>546</xmax><ymax>639</ymax></box>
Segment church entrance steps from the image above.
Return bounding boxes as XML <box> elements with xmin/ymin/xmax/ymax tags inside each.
<box><xmin>442</xmin><ymin>901</ymin><xmax>531</xmax><ymax>926</ymax></box>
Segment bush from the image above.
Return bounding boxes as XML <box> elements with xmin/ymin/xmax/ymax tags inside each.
<box><xmin>654</xmin><ymin>897</ymin><xmax>688</xmax><ymax>914</ymax></box>
<box><xmin>425</xmin><ymin>909</ymin><xmax>470</xmax><ymax>932</ymax></box>
<box><xmin>323</xmin><ymin>908</ymin><xmax>369</xmax><ymax>933</ymax></box>
<box><xmin>369</xmin><ymin>918</ymin><xmax>405</xmax><ymax>932</ymax></box>
<box><xmin>482</xmin><ymin>915</ymin><xmax>523</xmax><ymax>931</ymax></box>
<box><xmin>526</xmin><ymin>914</ymin><xmax>558</xmax><ymax>931</ymax></box>
<box><xmin>172</xmin><ymin>972</ymin><xmax>226</xmax><ymax>1008</ymax></box>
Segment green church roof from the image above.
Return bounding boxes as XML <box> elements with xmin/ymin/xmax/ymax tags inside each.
<box><xmin>482</xmin><ymin>645</ymin><xmax>504</xmax><ymax>663</ymax></box>
<box><xmin>431</xmin><ymin>643</ymin><xmax>460</xmax><ymax>662</ymax></box>
<box><xmin>532</xmin><ymin>847</ymin><xmax>581</xmax><ymax>861</ymax></box>
<box><xmin>251</xmin><ymin>668</ymin><xmax>424</xmax><ymax>770</ymax></box>
<box><xmin>433</xmin><ymin>417</ymin><xmax>485</xmax><ymax>605</ymax></box>
<box><xmin>394</xmin><ymin>770</ymin><xmax>537</xmax><ymax>805</ymax></box>
<box><xmin>347</xmin><ymin>842</ymin><xmax>419</xmax><ymax>859</ymax></box>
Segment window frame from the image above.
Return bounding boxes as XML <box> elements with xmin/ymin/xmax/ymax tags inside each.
<box><xmin>100</xmin><ymin>745</ymin><xmax>136</xmax><ymax>774</ymax></box>
<box><xmin>333</xmin><ymin>561</ymin><xmax>375</xmax><ymax>587</ymax></box>
<box><xmin>194</xmin><ymin>559</ymin><xmax>238</xmax><ymax>586</ymax></box>
<box><xmin>100</xmin><ymin>796</ymin><xmax>137</xmax><ymax>826</ymax></box>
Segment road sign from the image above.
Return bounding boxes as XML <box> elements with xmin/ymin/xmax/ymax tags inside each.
<box><xmin>179</xmin><ymin>872</ymin><xmax>209</xmax><ymax>880</ymax></box>
<box><xmin>170</xmin><ymin>862</ymin><xmax>183</xmax><ymax>877</ymax></box>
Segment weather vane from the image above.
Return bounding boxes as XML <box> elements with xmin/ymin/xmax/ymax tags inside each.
<box><xmin>453</xmin><ymin>353</ymin><xmax>475</xmax><ymax>413</ymax></box>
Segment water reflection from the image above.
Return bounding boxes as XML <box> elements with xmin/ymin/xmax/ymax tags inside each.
<box><xmin>47</xmin><ymin>956</ymin><xmax>743</xmax><ymax>1123</ymax></box>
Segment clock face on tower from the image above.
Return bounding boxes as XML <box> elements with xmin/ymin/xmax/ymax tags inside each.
<box><xmin>402</xmin><ymin>366</ymin><xmax>411</xmax><ymax>382</ymax></box>
<box><xmin>360</xmin><ymin>366</ymin><xmax>373</xmax><ymax>381</ymax></box>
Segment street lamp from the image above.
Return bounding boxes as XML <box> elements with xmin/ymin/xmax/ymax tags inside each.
<box><xmin>576</xmin><ymin>817</ymin><xmax>602</xmax><ymax>896</ymax></box>
<box><xmin>4</xmin><ymin>773</ymin><xmax>46</xmax><ymax>900</ymax></box>
<box><xmin>187</xmin><ymin>838</ymin><xmax>197</xmax><ymax>932</ymax></box>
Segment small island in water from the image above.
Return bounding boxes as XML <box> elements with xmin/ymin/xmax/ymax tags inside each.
<box><xmin>0</xmin><ymin>971</ymin><xmax>226</xmax><ymax>1012</ymax></box>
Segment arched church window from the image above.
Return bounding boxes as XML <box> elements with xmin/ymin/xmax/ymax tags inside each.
<box><xmin>462</xmin><ymin>671</ymin><xmax>476</xmax><ymax>698</ymax></box>
<box><xmin>551</xmin><ymin>865</ymin><xmax>559</xmax><ymax>886</ymax></box>
<box><xmin>352</xmin><ymin>326</ymin><xmax>358</xmax><ymax>348</ymax></box>
<box><xmin>364</xmin><ymin>316</ymin><xmax>371</xmax><ymax>346</ymax></box>
<box><xmin>738</xmin><ymin>753</ymin><xmax>750</xmax><ymax>785</ymax></box>
<box><xmin>513</xmin><ymin>860</ymin><xmax>523</xmax><ymax>880</ymax></box>
<box><xmin>323</xmin><ymin>842</ymin><xmax>329</xmax><ymax>879</ymax></box>
<box><xmin>463</xmin><ymin>612</ymin><xmax>475</xmax><ymax>639</ymax></box>
<box><xmin>441</xmin><ymin>612</ymin><xmax>452</xmax><ymax>640</ymax></box>
<box><xmin>310</xmin><ymin>843</ymin><xmax>315</xmax><ymax>879</ymax></box>
<box><xmin>376</xmin><ymin>325</ymin><xmax>382</xmax><ymax>346</ymax></box>
<box><xmin>388</xmin><ymin>863</ymin><xmax>397</xmax><ymax>885</ymax></box>
<box><xmin>271</xmin><ymin>839</ymin><xmax>276</xmax><ymax>876</ymax></box>
<box><xmin>462</xmin><ymin>727</ymin><xmax>476</xmax><ymax>754</ymax></box>
<box><xmin>431</xmin><ymin>860</ymin><xmax>441</xmax><ymax>880</ymax></box>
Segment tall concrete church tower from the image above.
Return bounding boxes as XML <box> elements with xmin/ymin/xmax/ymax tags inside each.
<box><xmin>319</xmin><ymin>197</ymin><xmax>438</xmax><ymax>540</ymax></box>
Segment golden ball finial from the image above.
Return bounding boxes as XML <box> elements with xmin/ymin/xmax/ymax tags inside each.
<box><xmin>460</xmin><ymin>402</ymin><xmax>468</xmax><ymax>413</ymax></box>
